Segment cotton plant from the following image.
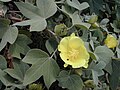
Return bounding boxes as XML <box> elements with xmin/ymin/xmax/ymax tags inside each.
<box><xmin>0</xmin><ymin>0</ymin><xmax>119</xmax><ymax>90</ymax></box>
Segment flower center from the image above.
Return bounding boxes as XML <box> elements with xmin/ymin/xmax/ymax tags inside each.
<box><xmin>68</xmin><ymin>49</ymin><xmax>79</xmax><ymax>60</ymax></box>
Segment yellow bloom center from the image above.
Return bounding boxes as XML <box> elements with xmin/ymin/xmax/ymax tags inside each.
<box><xmin>68</xmin><ymin>49</ymin><xmax>79</xmax><ymax>61</ymax></box>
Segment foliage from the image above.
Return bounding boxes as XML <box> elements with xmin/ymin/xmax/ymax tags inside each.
<box><xmin>0</xmin><ymin>0</ymin><xmax>120</xmax><ymax>90</ymax></box>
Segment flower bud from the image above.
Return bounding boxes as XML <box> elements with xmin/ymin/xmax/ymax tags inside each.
<box><xmin>54</xmin><ymin>24</ymin><xmax>67</xmax><ymax>36</ymax></box>
<box><xmin>88</xmin><ymin>15</ymin><xmax>98</xmax><ymax>24</ymax></box>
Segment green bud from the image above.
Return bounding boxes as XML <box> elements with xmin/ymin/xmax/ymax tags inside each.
<box><xmin>88</xmin><ymin>15</ymin><xmax>98</xmax><ymax>24</ymax></box>
<box><xmin>54</xmin><ymin>24</ymin><xmax>67</xmax><ymax>36</ymax></box>
<box><xmin>91</xmin><ymin>22</ymin><xmax>99</xmax><ymax>28</ymax></box>
<box><xmin>84</xmin><ymin>80</ymin><xmax>96</xmax><ymax>88</ymax></box>
<box><xmin>29</xmin><ymin>83</ymin><xmax>43</xmax><ymax>90</ymax></box>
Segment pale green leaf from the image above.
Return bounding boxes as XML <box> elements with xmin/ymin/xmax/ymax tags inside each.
<box><xmin>45</xmin><ymin>37</ymin><xmax>58</xmax><ymax>54</ymax></box>
<box><xmin>13</xmin><ymin>18</ymin><xmax>47</xmax><ymax>32</ymax></box>
<box><xmin>110</xmin><ymin>20</ymin><xmax>120</xmax><ymax>33</ymax></box>
<box><xmin>36</xmin><ymin>0</ymin><xmax>57</xmax><ymax>19</ymax></box>
<box><xmin>104</xmin><ymin>61</ymin><xmax>112</xmax><ymax>74</ymax></box>
<box><xmin>92</xmin><ymin>70</ymin><xmax>99</xmax><ymax>85</ymax></box>
<box><xmin>22</xmin><ymin>49</ymin><xmax>49</xmax><ymax>64</ymax></box>
<box><xmin>2</xmin><ymin>26</ymin><xmax>18</xmax><ymax>44</ymax></box>
<box><xmin>23</xmin><ymin>58</ymin><xmax>60</xmax><ymax>89</ymax></box>
<box><xmin>15</xmin><ymin>2</ymin><xmax>42</xmax><ymax>19</ymax></box>
<box><xmin>110</xmin><ymin>60</ymin><xmax>120</xmax><ymax>90</ymax></box>
<box><xmin>93</xmin><ymin>29</ymin><xmax>104</xmax><ymax>42</ymax></box>
<box><xmin>94</xmin><ymin>46</ymin><xmax>114</xmax><ymax>64</ymax></box>
<box><xmin>0</xmin><ymin>26</ymin><xmax>18</xmax><ymax>51</ymax></box>
<box><xmin>29</xmin><ymin>18</ymin><xmax>47</xmax><ymax>31</ymax></box>
<box><xmin>71</xmin><ymin>12</ymin><xmax>91</xmax><ymax>29</ymax></box>
<box><xmin>0</xmin><ymin>55</ymin><xmax>7</xmax><ymax>70</ymax></box>
<box><xmin>0</xmin><ymin>18</ymin><xmax>10</xmax><ymax>38</ymax></box>
<box><xmin>87</xmin><ymin>0</ymin><xmax>104</xmax><ymax>14</ymax></box>
<box><xmin>15</xmin><ymin>2</ymin><xmax>47</xmax><ymax>31</ymax></box>
<box><xmin>59</xmin><ymin>5</ymin><xmax>74</xmax><ymax>18</ymax></box>
<box><xmin>4</xmin><ymin>63</ymin><xmax>24</xmax><ymax>82</ymax></box>
<box><xmin>92</xmin><ymin>61</ymin><xmax>106</xmax><ymax>76</ymax></box>
<box><xmin>9</xmin><ymin>34</ymin><xmax>32</xmax><ymax>59</ymax></box>
<box><xmin>0</xmin><ymin>69</ymin><xmax>15</xmax><ymax>86</ymax></box>
<box><xmin>0</xmin><ymin>0</ymin><xmax>11</xmax><ymax>2</ymax></box>
<box><xmin>57</xmin><ymin>70</ymin><xmax>83</xmax><ymax>90</ymax></box>
<box><xmin>89</xmin><ymin>61</ymin><xmax>106</xmax><ymax>85</ymax></box>
<box><xmin>66</xmin><ymin>0</ymin><xmax>89</xmax><ymax>11</ymax></box>
<box><xmin>4</xmin><ymin>59</ymin><xmax>29</xmax><ymax>82</ymax></box>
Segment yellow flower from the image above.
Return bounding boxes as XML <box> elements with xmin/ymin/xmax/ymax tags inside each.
<box><xmin>104</xmin><ymin>34</ymin><xmax>118</xmax><ymax>48</ymax></box>
<box><xmin>58</xmin><ymin>33</ymin><xmax>90</xmax><ymax>68</ymax></box>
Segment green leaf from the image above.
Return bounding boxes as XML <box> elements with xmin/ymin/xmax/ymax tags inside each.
<box><xmin>66</xmin><ymin>0</ymin><xmax>89</xmax><ymax>11</ymax></box>
<box><xmin>0</xmin><ymin>69</ymin><xmax>15</xmax><ymax>86</ymax></box>
<box><xmin>59</xmin><ymin>4</ymin><xmax>74</xmax><ymax>18</ymax></box>
<box><xmin>110</xmin><ymin>20</ymin><xmax>120</xmax><ymax>33</ymax></box>
<box><xmin>36</xmin><ymin>0</ymin><xmax>57</xmax><ymax>19</ymax></box>
<box><xmin>13</xmin><ymin>18</ymin><xmax>47</xmax><ymax>32</ymax></box>
<box><xmin>4</xmin><ymin>63</ymin><xmax>24</xmax><ymax>82</ymax></box>
<box><xmin>0</xmin><ymin>55</ymin><xmax>7</xmax><ymax>70</ymax></box>
<box><xmin>4</xmin><ymin>59</ymin><xmax>29</xmax><ymax>82</ymax></box>
<box><xmin>89</xmin><ymin>61</ymin><xmax>106</xmax><ymax>85</ymax></box>
<box><xmin>14</xmin><ymin>2</ymin><xmax>47</xmax><ymax>31</ymax></box>
<box><xmin>45</xmin><ymin>37</ymin><xmax>58</xmax><ymax>54</ymax></box>
<box><xmin>94</xmin><ymin>46</ymin><xmax>114</xmax><ymax>64</ymax></box>
<box><xmin>116</xmin><ymin>47</ymin><xmax>120</xmax><ymax>58</ymax></box>
<box><xmin>87</xmin><ymin>0</ymin><xmax>104</xmax><ymax>14</ymax></box>
<box><xmin>15</xmin><ymin>2</ymin><xmax>42</xmax><ymax>19</ymax></box>
<box><xmin>22</xmin><ymin>49</ymin><xmax>60</xmax><ymax>88</ymax></box>
<box><xmin>71</xmin><ymin>12</ymin><xmax>91</xmax><ymax>29</ymax></box>
<box><xmin>23</xmin><ymin>58</ymin><xmax>60</xmax><ymax>88</ymax></box>
<box><xmin>92</xmin><ymin>70</ymin><xmax>99</xmax><ymax>85</ymax></box>
<box><xmin>89</xmin><ymin>52</ymin><xmax>98</xmax><ymax>60</ymax></box>
<box><xmin>0</xmin><ymin>18</ymin><xmax>10</xmax><ymax>38</ymax></box>
<box><xmin>0</xmin><ymin>0</ymin><xmax>11</xmax><ymax>2</ymax></box>
<box><xmin>110</xmin><ymin>60</ymin><xmax>120</xmax><ymax>90</ymax></box>
<box><xmin>22</xmin><ymin>49</ymin><xmax>49</xmax><ymax>64</ymax></box>
<box><xmin>57</xmin><ymin>70</ymin><xmax>83</xmax><ymax>90</ymax></box>
<box><xmin>92</xmin><ymin>61</ymin><xmax>106</xmax><ymax>76</ymax></box>
<box><xmin>0</xmin><ymin>26</ymin><xmax>18</xmax><ymax>51</ymax></box>
<box><xmin>93</xmin><ymin>29</ymin><xmax>104</xmax><ymax>42</ymax></box>
<box><xmin>9</xmin><ymin>34</ymin><xmax>32</xmax><ymax>59</ymax></box>
<box><xmin>104</xmin><ymin>61</ymin><xmax>112</xmax><ymax>74</ymax></box>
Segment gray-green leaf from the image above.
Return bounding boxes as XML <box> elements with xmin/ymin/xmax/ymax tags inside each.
<box><xmin>0</xmin><ymin>26</ymin><xmax>18</xmax><ymax>51</ymax></box>
<box><xmin>57</xmin><ymin>70</ymin><xmax>83</xmax><ymax>90</ymax></box>
<box><xmin>0</xmin><ymin>55</ymin><xmax>7</xmax><ymax>70</ymax></box>
<box><xmin>94</xmin><ymin>46</ymin><xmax>114</xmax><ymax>64</ymax></box>
<box><xmin>36</xmin><ymin>0</ymin><xmax>57</xmax><ymax>19</ymax></box>
<box><xmin>9</xmin><ymin>34</ymin><xmax>32</xmax><ymax>59</ymax></box>
<box><xmin>23</xmin><ymin>58</ymin><xmax>59</xmax><ymax>89</ymax></box>
<box><xmin>66</xmin><ymin>0</ymin><xmax>89</xmax><ymax>11</ymax></box>
<box><xmin>22</xmin><ymin>49</ymin><xmax>49</xmax><ymax>64</ymax></box>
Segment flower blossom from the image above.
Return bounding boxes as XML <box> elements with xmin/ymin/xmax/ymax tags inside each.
<box><xmin>104</xmin><ymin>34</ymin><xmax>118</xmax><ymax>48</ymax></box>
<box><xmin>58</xmin><ymin>33</ymin><xmax>90</xmax><ymax>68</ymax></box>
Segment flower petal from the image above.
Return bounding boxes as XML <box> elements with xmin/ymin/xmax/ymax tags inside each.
<box><xmin>69</xmin><ymin>37</ymin><xmax>84</xmax><ymax>49</ymax></box>
<box><xmin>58</xmin><ymin>37</ymin><xmax>69</xmax><ymax>52</ymax></box>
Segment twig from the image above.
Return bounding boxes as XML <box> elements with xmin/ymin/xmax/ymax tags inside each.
<box><xmin>8</xmin><ymin>11</ymin><xmax>21</xmax><ymax>13</ymax></box>
<box><xmin>10</xmin><ymin>16</ymin><xmax>22</xmax><ymax>21</ymax></box>
<box><xmin>49</xmin><ymin>48</ymin><xmax>58</xmax><ymax>59</ymax></box>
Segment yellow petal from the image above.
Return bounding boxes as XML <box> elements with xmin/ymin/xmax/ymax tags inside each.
<box><xmin>58</xmin><ymin>37</ymin><xmax>69</xmax><ymax>52</ymax></box>
<box><xmin>60</xmin><ymin>53</ymin><xmax>68</xmax><ymax>61</ymax></box>
<box><xmin>69</xmin><ymin>37</ymin><xmax>84</xmax><ymax>49</ymax></box>
<box><xmin>64</xmin><ymin>63</ymin><xmax>68</xmax><ymax>68</ymax></box>
<box><xmin>71</xmin><ymin>59</ymin><xmax>86</xmax><ymax>68</ymax></box>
